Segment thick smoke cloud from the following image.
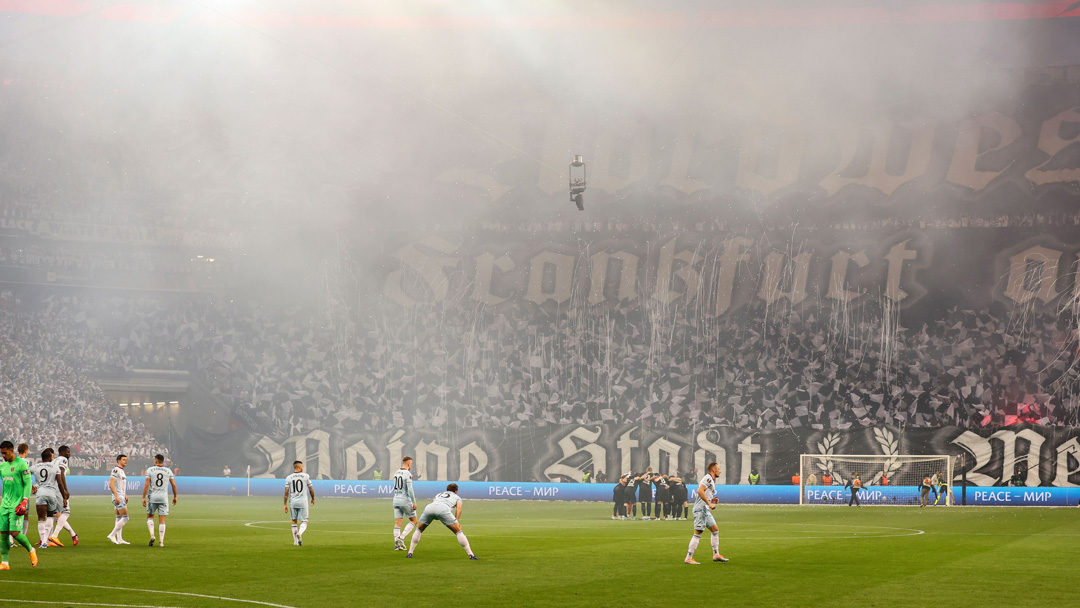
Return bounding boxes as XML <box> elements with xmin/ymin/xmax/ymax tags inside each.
<box><xmin>2</xmin><ymin>3</ymin><xmax>1080</xmax><ymax>470</ymax></box>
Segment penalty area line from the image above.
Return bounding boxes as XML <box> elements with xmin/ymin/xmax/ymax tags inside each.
<box><xmin>0</xmin><ymin>582</ymin><xmax>299</xmax><ymax>608</ymax></box>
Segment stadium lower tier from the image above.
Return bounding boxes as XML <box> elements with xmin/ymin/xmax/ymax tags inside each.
<box><xmin>62</xmin><ymin>476</ymin><xmax>1080</xmax><ymax>506</ymax></box>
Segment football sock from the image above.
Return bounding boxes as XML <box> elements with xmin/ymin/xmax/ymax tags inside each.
<box><xmin>632</xmin><ymin>504</ymin><xmax>637</xmax><ymax>518</ymax></box>
<box><xmin>409</xmin><ymin>529</ymin><xmax>423</xmax><ymax>553</ymax></box>
<box><xmin>13</xmin><ymin>533</ymin><xmax>31</xmax><ymax>551</ymax></box>
<box><xmin>298</xmin><ymin>522</ymin><xmax>307</xmax><ymax>538</ymax></box>
<box><xmin>116</xmin><ymin>516</ymin><xmax>129</xmax><ymax>540</ymax></box>
<box><xmin>400</xmin><ymin>522</ymin><xmax>415</xmax><ymax>540</ymax></box>
<box><xmin>711</xmin><ymin>531</ymin><xmax>720</xmax><ymax>556</ymax></box>
<box><xmin>0</xmin><ymin>535</ymin><xmax>8</xmax><ymax>561</ymax></box>
<box><xmin>456</xmin><ymin>531</ymin><xmax>473</xmax><ymax>556</ymax></box>
<box><xmin>37</xmin><ymin>521</ymin><xmax>48</xmax><ymax>544</ymax></box>
<box><xmin>686</xmin><ymin>533</ymin><xmax>701</xmax><ymax>559</ymax></box>
<box><xmin>393</xmin><ymin>526</ymin><xmax>400</xmax><ymax>541</ymax></box>
<box><xmin>21</xmin><ymin>519</ymin><xmax>29</xmax><ymax>537</ymax></box>
<box><xmin>110</xmin><ymin>516</ymin><xmax>123</xmax><ymax>538</ymax></box>
<box><xmin>159</xmin><ymin>524</ymin><xmax>166</xmax><ymax>543</ymax></box>
<box><xmin>146</xmin><ymin>519</ymin><xmax>156</xmax><ymax>539</ymax></box>
<box><xmin>56</xmin><ymin>513</ymin><xmax>74</xmax><ymax>536</ymax></box>
<box><xmin>291</xmin><ymin>524</ymin><xmax>298</xmax><ymax>543</ymax></box>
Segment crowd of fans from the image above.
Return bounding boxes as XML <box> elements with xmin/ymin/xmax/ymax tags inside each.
<box><xmin>0</xmin><ymin>198</ymin><xmax>242</xmax><ymax>249</ymax></box>
<box><xmin>3</xmin><ymin>286</ymin><xmax>1077</xmax><ymax>441</ymax></box>
<box><xmin>0</xmin><ymin>195</ymin><xmax>238</xmax><ymax>233</ymax></box>
<box><xmin>0</xmin><ymin>292</ymin><xmax>168</xmax><ymax>466</ymax></box>
<box><xmin>0</xmin><ymin>241</ymin><xmax>224</xmax><ymax>276</ymax></box>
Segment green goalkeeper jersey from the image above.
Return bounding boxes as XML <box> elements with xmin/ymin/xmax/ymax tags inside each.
<box><xmin>0</xmin><ymin>458</ymin><xmax>31</xmax><ymax>510</ymax></box>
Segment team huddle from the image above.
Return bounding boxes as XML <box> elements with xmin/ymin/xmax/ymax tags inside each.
<box><xmin>613</xmin><ymin>468</ymin><xmax>691</xmax><ymax>520</ymax></box>
<box><xmin>284</xmin><ymin>456</ymin><xmax>478</xmax><ymax>559</ymax></box>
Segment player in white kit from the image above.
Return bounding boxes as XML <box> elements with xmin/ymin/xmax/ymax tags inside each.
<box><xmin>684</xmin><ymin>462</ymin><xmax>729</xmax><ymax>565</ymax></box>
<box><xmin>392</xmin><ymin>456</ymin><xmax>418</xmax><ymax>550</ymax></box>
<box><xmin>142</xmin><ymin>454</ymin><xmax>177</xmax><ymax>547</ymax></box>
<box><xmin>53</xmin><ymin>446</ymin><xmax>78</xmax><ymax>545</ymax></box>
<box><xmin>284</xmin><ymin>460</ymin><xmax>314</xmax><ymax>546</ymax></box>
<box><xmin>107</xmin><ymin>454</ymin><xmax>130</xmax><ymax>545</ymax></box>
<box><xmin>29</xmin><ymin>448</ymin><xmax>68</xmax><ymax>548</ymax></box>
<box><xmin>406</xmin><ymin>484</ymin><xmax>477</xmax><ymax>560</ymax></box>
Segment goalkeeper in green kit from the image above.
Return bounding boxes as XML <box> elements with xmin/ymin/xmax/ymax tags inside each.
<box><xmin>0</xmin><ymin>441</ymin><xmax>37</xmax><ymax>570</ymax></box>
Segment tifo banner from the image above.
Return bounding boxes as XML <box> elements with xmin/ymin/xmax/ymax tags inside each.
<box><xmin>379</xmin><ymin>226</ymin><xmax>1080</xmax><ymax>318</ymax></box>
<box><xmin>179</xmin><ymin>424</ymin><xmax>1080</xmax><ymax>487</ymax></box>
<box><xmin>61</xmin><ymin>477</ymin><xmax>1080</xmax><ymax>507</ymax></box>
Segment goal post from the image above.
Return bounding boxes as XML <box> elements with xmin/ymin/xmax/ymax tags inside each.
<box><xmin>799</xmin><ymin>454</ymin><xmax>954</xmax><ymax>506</ymax></box>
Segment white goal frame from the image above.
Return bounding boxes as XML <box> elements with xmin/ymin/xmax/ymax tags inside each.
<box><xmin>799</xmin><ymin>454</ymin><xmax>954</xmax><ymax>506</ymax></box>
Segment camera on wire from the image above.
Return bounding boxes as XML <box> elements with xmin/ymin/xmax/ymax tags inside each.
<box><xmin>570</xmin><ymin>155</ymin><xmax>586</xmax><ymax>211</ymax></box>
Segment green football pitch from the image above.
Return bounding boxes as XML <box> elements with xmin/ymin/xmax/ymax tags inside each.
<box><xmin>0</xmin><ymin>496</ymin><xmax>1075</xmax><ymax>607</ymax></box>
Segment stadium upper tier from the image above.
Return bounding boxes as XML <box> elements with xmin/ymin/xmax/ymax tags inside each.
<box><xmin>0</xmin><ymin>287</ymin><xmax>1074</xmax><ymax>442</ymax></box>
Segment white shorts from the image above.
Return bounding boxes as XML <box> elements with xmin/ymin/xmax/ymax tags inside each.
<box><xmin>36</xmin><ymin>490</ymin><xmax>62</xmax><ymax>515</ymax></box>
<box><xmin>290</xmin><ymin>505</ymin><xmax>309</xmax><ymax>522</ymax></box>
<box><xmin>693</xmin><ymin>504</ymin><xmax>716</xmax><ymax>531</ymax></box>
<box><xmin>419</xmin><ymin>503</ymin><xmax>457</xmax><ymax>527</ymax></box>
<box><xmin>113</xmin><ymin>497</ymin><xmax>128</xmax><ymax>510</ymax></box>
<box><xmin>147</xmin><ymin>500</ymin><xmax>169</xmax><ymax>516</ymax></box>
<box><xmin>393</xmin><ymin>499</ymin><xmax>416</xmax><ymax>519</ymax></box>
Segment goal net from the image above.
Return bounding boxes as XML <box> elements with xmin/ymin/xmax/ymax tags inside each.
<box><xmin>799</xmin><ymin>454</ymin><xmax>954</xmax><ymax>506</ymax></box>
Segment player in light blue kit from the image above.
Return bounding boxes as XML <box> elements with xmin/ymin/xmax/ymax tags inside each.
<box><xmin>684</xmin><ymin>462</ymin><xmax>729</xmax><ymax>565</ymax></box>
<box><xmin>284</xmin><ymin>460</ymin><xmax>314</xmax><ymax>546</ymax></box>
<box><xmin>29</xmin><ymin>448</ymin><xmax>68</xmax><ymax>548</ymax></box>
<box><xmin>142</xmin><ymin>454</ymin><xmax>178</xmax><ymax>547</ymax></box>
<box><xmin>392</xmin><ymin>456</ymin><xmax>418</xmax><ymax>550</ymax></box>
<box><xmin>406</xmin><ymin>483</ymin><xmax>477</xmax><ymax>560</ymax></box>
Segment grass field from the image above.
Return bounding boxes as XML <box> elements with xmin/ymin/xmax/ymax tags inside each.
<box><xmin>0</xmin><ymin>496</ymin><xmax>1075</xmax><ymax>607</ymax></box>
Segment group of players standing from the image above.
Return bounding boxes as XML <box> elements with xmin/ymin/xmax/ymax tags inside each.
<box><xmin>282</xmin><ymin>456</ymin><xmax>478</xmax><ymax>559</ymax></box>
<box><xmin>0</xmin><ymin>443</ymin><xmax>180</xmax><ymax>573</ymax></box>
<box><xmin>612</xmin><ymin>467</ymin><xmax>691</xmax><ymax>521</ymax></box>
<box><xmin>0</xmin><ymin>441</ymin><xmax>78</xmax><ymax>571</ymax></box>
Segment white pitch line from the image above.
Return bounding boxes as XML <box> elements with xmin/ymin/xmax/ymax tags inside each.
<box><xmin>0</xmin><ymin>582</ymin><xmax>299</xmax><ymax>608</ymax></box>
<box><xmin>4</xmin><ymin>600</ymin><xmax>183</xmax><ymax>608</ymax></box>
